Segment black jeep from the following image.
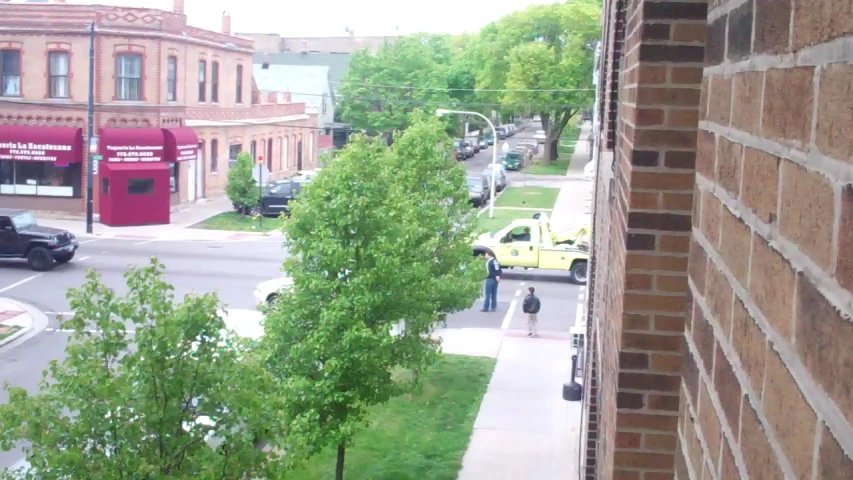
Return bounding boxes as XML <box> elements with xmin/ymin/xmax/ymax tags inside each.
<box><xmin>0</xmin><ymin>208</ymin><xmax>79</xmax><ymax>271</ymax></box>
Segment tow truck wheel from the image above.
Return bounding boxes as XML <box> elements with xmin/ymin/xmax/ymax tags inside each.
<box><xmin>27</xmin><ymin>246</ymin><xmax>55</xmax><ymax>272</ymax></box>
<box><xmin>569</xmin><ymin>261</ymin><xmax>588</xmax><ymax>285</ymax></box>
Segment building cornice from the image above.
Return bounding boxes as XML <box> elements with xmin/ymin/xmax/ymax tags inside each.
<box><xmin>186</xmin><ymin>114</ymin><xmax>310</xmax><ymax>127</ymax></box>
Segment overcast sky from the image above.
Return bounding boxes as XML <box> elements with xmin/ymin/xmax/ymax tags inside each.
<box><xmin>65</xmin><ymin>0</ymin><xmax>557</xmax><ymax>37</ymax></box>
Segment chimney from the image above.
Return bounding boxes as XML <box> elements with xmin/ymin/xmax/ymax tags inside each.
<box><xmin>262</xmin><ymin>53</ymin><xmax>270</xmax><ymax>70</ymax></box>
<box><xmin>172</xmin><ymin>0</ymin><xmax>183</xmax><ymax>13</ymax></box>
<box><xmin>222</xmin><ymin>11</ymin><xmax>231</xmax><ymax>35</ymax></box>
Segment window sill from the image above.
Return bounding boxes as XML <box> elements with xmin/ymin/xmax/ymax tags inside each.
<box><xmin>0</xmin><ymin>95</ymin><xmax>21</xmax><ymax>98</ymax></box>
<box><xmin>210</xmin><ymin>171</ymin><xmax>219</xmax><ymax>175</ymax></box>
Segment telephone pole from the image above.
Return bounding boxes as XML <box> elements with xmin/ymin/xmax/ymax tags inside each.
<box><xmin>85</xmin><ymin>21</ymin><xmax>96</xmax><ymax>234</ymax></box>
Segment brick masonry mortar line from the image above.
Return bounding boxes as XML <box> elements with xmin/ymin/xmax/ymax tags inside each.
<box><xmin>695</xmin><ymin>174</ymin><xmax>853</xmax><ymax>314</ymax></box>
<box><xmin>703</xmin><ymin>35</ymin><xmax>853</xmax><ymax>76</ymax></box>
<box><xmin>692</xmin><ymin>228</ymin><xmax>853</xmax><ymax>456</ymax></box>
<box><xmin>699</xmin><ymin>121</ymin><xmax>853</xmax><ymax>184</ymax></box>
<box><xmin>687</xmin><ymin>276</ymin><xmax>791</xmax><ymax>480</ymax></box>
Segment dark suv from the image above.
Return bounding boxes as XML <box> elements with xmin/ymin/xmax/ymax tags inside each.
<box><xmin>0</xmin><ymin>209</ymin><xmax>78</xmax><ymax>271</ymax></box>
<box><xmin>258</xmin><ymin>180</ymin><xmax>304</xmax><ymax>217</ymax></box>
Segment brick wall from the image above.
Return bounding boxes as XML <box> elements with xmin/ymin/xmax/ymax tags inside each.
<box><xmin>586</xmin><ymin>0</ymin><xmax>708</xmax><ymax>478</ymax></box>
<box><xmin>588</xmin><ymin>0</ymin><xmax>853</xmax><ymax>479</ymax></box>
<box><xmin>682</xmin><ymin>0</ymin><xmax>853</xmax><ymax>478</ymax></box>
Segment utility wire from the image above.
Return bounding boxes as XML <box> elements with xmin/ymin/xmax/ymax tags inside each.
<box><xmin>330</xmin><ymin>81</ymin><xmax>596</xmax><ymax>93</ymax></box>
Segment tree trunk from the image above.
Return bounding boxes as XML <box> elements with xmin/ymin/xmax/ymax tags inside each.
<box><xmin>547</xmin><ymin>137</ymin><xmax>560</xmax><ymax>162</ymax></box>
<box><xmin>335</xmin><ymin>443</ymin><xmax>346</xmax><ymax>480</ymax></box>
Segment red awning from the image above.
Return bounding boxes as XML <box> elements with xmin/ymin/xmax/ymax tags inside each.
<box><xmin>101</xmin><ymin>162</ymin><xmax>169</xmax><ymax>172</ymax></box>
<box><xmin>162</xmin><ymin>127</ymin><xmax>199</xmax><ymax>162</ymax></box>
<box><xmin>0</xmin><ymin>125</ymin><xmax>83</xmax><ymax>166</ymax></box>
<box><xmin>99</xmin><ymin>128</ymin><xmax>165</xmax><ymax>163</ymax></box>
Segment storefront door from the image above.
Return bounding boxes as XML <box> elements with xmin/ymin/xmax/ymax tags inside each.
<box><xmin>195</xmin><ymin>144</ymin><xmax>204</xmax><ymax>199</ymax></box>
<box><xmin>187</xmin><ymin>157</ymin><xmax>196</xmax><ymax>202</ymax></box>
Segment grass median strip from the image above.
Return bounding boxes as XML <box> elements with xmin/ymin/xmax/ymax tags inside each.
<box><xmin>0</xmin><ymin>325</ymin><xmax>21</xmax><ymax>342</ymax></box>
<box><xmin>191</xmin><ymin>212</ymin><xmax>283</xmax><ymax>232</ymax></box>
<box><xmin>524</xmin><ymin>123</ymin><xmax>582</xmax><ymax>176</ymax></box>
<box><xmin>494</xmin><ymin>186</ymin><xmax>560</xmax><ymax>210</ymax></box>
<box><xmin>477</xmin><ymin>208</ymin><xmax>552</xmax><ymax>233</ymax></box>
<box><xmin>285</xmin><ymin>354</ymin><xmax>496</xmax><ymax>480</ymax></box>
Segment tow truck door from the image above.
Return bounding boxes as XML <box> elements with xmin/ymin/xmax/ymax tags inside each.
<box><xmin>494</xmin><ymin>222</ymin><xmax>539</xmax><ymax>268</ymax></box>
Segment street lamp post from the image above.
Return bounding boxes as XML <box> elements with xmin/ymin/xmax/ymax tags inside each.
<box><xmin>436</xmin><ymin>108</ymin><xmax>498</xmax><ymax>219</ymax></box>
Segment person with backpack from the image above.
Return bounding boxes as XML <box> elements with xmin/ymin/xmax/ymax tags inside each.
<box><xmin>522</xmin><ymin>286</ymin><xmax>541</xmax><ymax>337</ymax></box>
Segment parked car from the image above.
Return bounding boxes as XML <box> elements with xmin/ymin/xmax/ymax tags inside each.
<box><xmin>0</xmin><ymin>209</ymin><xmax>79</xmax><ymax>271</ymax></box>
<box><xmin>482</xmin><ymin>164</ymin><xmax>508</xmax><ymax>192</ymax></box>
<box><xmin>258</xmin><ymin>180</ymin><xmax>304</xmax><ymax>217</ymax></box>
<box><xmin>533</xmin><ymin>130</ymin><xmax>547</xmax><ymax>144</ymax></box>
<box><xmin>466</xmin><ymin>175</ymin><xmax>491</xmax><ymax>208</ymax></box>
<box><xmin>484</xmin><ymin>133</ymin><xmax>495</xmax><ymax>146</ymax></box>
<box><xmin>466</xmin><ymin>136</ymin><xmax>480</xmax><ymax>154</ymax></box>
<box><xmin>479</xmin><ymin>137</ymin><xmax>488</xmax><ymax>150</ymax></box>
<box><xmin>512</xmin><ymin>146</ymin><xmax>534</xmax><ymax>165</ymax></box>
<box><xmin>453</xmin><ymin>139</ymin><xmax>466</xmax><ymax>160</ymax></box>
<box><xmin>495</xmin><ymin>127</ymin><xmax>507</xmax><ymax>140</ymax></box>
<box><xmin>501</xmin><ymin>151</ymin><xmax>524</xmax><ymax>171</ymax></box>
<box><xmin>291</xmin><ymin>169</ymin><xmax>321</xmax><ymax>183</ymax></box>
<box><xmin>463</xmin><ymin>141</ymin><xmax>475</xmax><ymax>158</ymax></box>
<box><xmin>516</xmin><ymin>140</ymin><xmax>539</xmax><ymax>155</ymax></box>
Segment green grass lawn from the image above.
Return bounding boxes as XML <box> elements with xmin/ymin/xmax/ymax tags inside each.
<box><xmin>494</xmin><ymin>186</ymin><xmax>560</xmax><ymax>210</ymax></box>
<box><xmin>191</xmin><ymin>212</ymin><xmax>283</xmax><ymax>232</ymax></box>
<box><xmin>284</xmin><ymin>355</ymin><xmax>496</xmax><ymax>480</ymax></box>
<box><xmin>0</xmin><ymin>325</ymin><xmax>21</xmax><ymax>342</ymax></box>
<box><xmin>477</xmin><ymin>208</ymin><xmax>552</xmax><ymax>232</ymax></box>
<box><xmin>524</xmin><ymin>123</ymin><xmax>583</xmax><ymax>175</ymax></box>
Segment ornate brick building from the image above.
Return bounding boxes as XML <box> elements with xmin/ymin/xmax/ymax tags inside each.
<box><xmin>583</xmin><ymin>0</ymin><xmax>853</xmax><ymax>479</ymax></box>
<box><xmin>0</xmin><ymin>0</ymin><xmax>319</xmax><ymax>223</ymax></box>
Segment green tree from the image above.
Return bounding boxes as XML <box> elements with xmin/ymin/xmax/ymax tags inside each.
<box><xmin>464</xmin><ymin>0</ymin><xmax>601</xmax><ymax>162</ymax></box>
<box><xmin>0</xmin><ymin>259</ymin><xmax>287</xmax><ymax>479</ymax></box>
<box><xmin>261</xmin><ymin>117</ymin><xmax>480</xmax><ymax>479</ymax></box>
<box><xmin>226</xmin><ymin>151</ymin><xmax>259</xmax><ymax>214</ymax></box>
<box><xmin>338</xmin><ymin>34</ymin><xmax>454</xmax><ymax>134</ymax></box>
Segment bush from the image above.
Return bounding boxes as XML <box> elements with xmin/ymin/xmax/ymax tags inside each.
<box><xmin>226</xmin><ymin>151</ymin><xmax>259</xmax><ymax>214</ymax></box>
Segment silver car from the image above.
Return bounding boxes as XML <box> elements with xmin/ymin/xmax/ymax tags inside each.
<box><xmin>482</xmin><ymin>164</ymin><xmax>508</xmax><ymax>191</ymax></box>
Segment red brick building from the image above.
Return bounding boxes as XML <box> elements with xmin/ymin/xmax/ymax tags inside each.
<box><xmin>583</xmin><ymin>0</ymin><xmax>853</xmax><ymax>479</ymax></box>
<box><xmin>0</xmin><ymin>0</ymin><xmax>319</xmax><ymax>224</ymax></box>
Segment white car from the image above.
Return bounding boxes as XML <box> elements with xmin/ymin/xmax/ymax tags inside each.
<box><xmin>533</xmin><ymin>130</ymin><xmax>547</xmax><ymax>144</ymax></box>
<box><xmin>482</xmin><ymin>164</ymin><xmax>508</xmax><ymax>191</ymax></box>
<box><xmin>584</xmin><ymin>161</ymin><xmax>596</xmax><ymax>181</ymax></box>
<box><xmin>254</xmin><ymin>276</ymin><xmax>294</xmax><ymax>304</ymax></box>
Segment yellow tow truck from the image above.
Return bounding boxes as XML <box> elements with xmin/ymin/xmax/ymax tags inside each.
<box><xmin>472</xmin><ymin>212</ymin><xmax>590</xmax><ymax>284</ymax></box>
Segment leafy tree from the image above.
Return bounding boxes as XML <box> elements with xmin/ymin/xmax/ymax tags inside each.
<box><xmin>338</xmin><ymin>34</ymin><xmax>454</xmax><ymax>134</ymax></box>
<box><xmin>465</xmin><ymin>0</ymin><xmax>601</xmax><ymax>162</ymax></box>
<box><xmin>226</xmin><ymin>151</ymin><xmax>259</xmax><ymax>213</ymax></box>
<box><xmin>261</xmin><ymin>116</ymin><xmax>480</xmax><ymax>479</ymax></box>
<box><xmin>0</xmin><ymin>259</ymin><xmax>286</xmax><ymax>479</ymax></box>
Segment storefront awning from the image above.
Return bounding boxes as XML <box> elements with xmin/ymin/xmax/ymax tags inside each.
<box><xmin>162</xmin><ymin>127</ymin><xmax>199</xmax><ymax>162</ymax></box>
<box><xmin>101</xmin><ymin>162</ymin><xmax>169</xmax><ymax>172</ymax></box>
<box><xmin>99</xmin><ymin>127</ymin><xmax>165</xmax><ymax>163</ymax></box>
<box><xmin>0</xmin><ymin>125</ymin><xmax>83</xmax><ymax>166</ymax></box>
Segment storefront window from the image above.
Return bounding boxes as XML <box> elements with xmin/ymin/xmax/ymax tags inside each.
<box><xmin>128</xmin><ymin>178</ymin><xmax>154</xmax><ymax>196</ymax></box>
<box><xmin>0</xmin><ymin>160</ymin><xmax>82</xmax><ymax>197</ymax></box>
<box><xmin>169</xmin><ymin>162</ymin><xmax>179</xmax><ymax>193</ymax></box>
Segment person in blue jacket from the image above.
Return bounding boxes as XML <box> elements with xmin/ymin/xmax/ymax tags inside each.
<box><xmin>481</xmin><ymin>251</ymin><xmax>502</xmax><ymax>312</ymax></box>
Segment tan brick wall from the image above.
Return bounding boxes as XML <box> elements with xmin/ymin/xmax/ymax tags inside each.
<box><xmin>590</xmin><ymin>0</ymin><xmax>853</xmax><ymax>479</ymax></box>
<box><xmin>682</xmin><ymin>0</ymin><xmax>853</xmax><ymax>478</ymax></box>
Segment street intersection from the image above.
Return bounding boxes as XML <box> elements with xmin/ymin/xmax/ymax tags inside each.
<box><xmin>0</xmin><ymin>126</ymin><xmax>588</xmax><ymax>471</ymax></box>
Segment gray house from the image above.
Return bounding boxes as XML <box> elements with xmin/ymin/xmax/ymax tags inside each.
<box><xmin>252</xmin><ymin>64</ymin><xmax>335</xmax><ymax>129</ymax></box>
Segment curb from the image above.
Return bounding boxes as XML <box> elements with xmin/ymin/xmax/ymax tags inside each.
<box><xmin>0</xmin><ymin>298</ymin><xmax>36</xmax><ymax>348</ymax></box>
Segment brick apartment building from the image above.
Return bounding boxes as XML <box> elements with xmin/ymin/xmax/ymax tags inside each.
<box><xmin>0</xmin><ymin>0</ymin><xmax>319</xmax><ymax>225</ymax></box>
<box><xmin>582</xmin><ymin>0</ymin><xmax>853</xmax><ymax>479</ymax></box>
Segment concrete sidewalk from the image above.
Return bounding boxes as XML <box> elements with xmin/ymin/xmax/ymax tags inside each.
<box><xmin>0</xmin><ymin>298</ymin><xmax>35</xmax><ymax>348</ymax></box>
<box><xmin>434</xmin><ymin>328</ymin><xmax>582</xmax><ymax>480</ymax></box>
<box><xmin>33</xmin><ymin>197</ymin><xmax>284</xmax><ymax>242</ymax></box>
<box><xmin>550</xmin><ymin>122</ymin><xmax>593</xmax><ymax>232</ymax></box>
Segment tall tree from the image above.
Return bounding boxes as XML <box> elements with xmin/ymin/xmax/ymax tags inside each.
<box><xmin>0</xmin><ymin>260</ymin><xmax>286</xmax><ymax>479</ymax></box>
<box><xmin>226</xmin><ymin>151</ymin><xmax>259</xmax><ymax>214</ymax></box>
<box><xmin>261</xmin><ymin>116</ymin><xmax>480</xmax><ymax>479</ymax></box>
<box><xmin>338</xmin><ymin>34</ymin><xmax>454</xmax><ymax>134</ymax></box>
<box><xmin>466</xmin><ymin>0</ymin><xmax>601</xmax><ymax>162</ymax></box>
